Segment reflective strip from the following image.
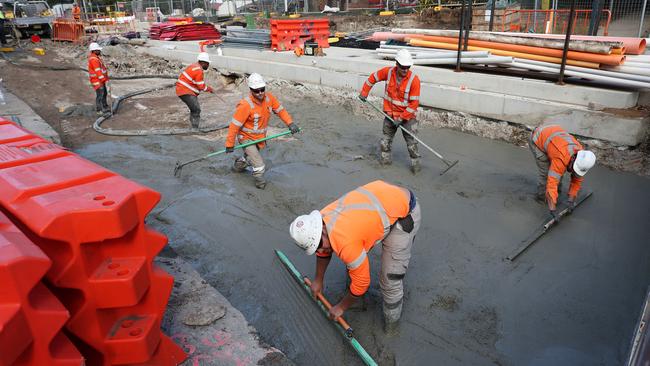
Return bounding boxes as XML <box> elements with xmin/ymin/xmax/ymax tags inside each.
<box><xmin>403</xmin><ymin>73</ymin><xmax>415</xmax><ymax>102</ymax></box>
<box><xmin>531</xmin><ymin>126</ymin><xmax>543</xmax><ymax>145</ymax></box>
<box><xmin>384</xmin><ymin>68</ymin><xmax>393</xmax><ymax>102</ymax></box>
<box><xmin>191</xmin><ymin>67</ymin><xmax>202</xmax><ymax>71</ymax></box>
<box><xmin>347</xmin><ymin>249</ymin><xmax>367</xmax><ymax>270</ymax></box>
<box><xmin>244</xmin><ymin>97</ymin><xmax>255</xmax><ymax>109</ymax></box>
<box><xmin>405</xmin><ymin>107</ymin><xmax>416</xmax><ymax>114</ymax></box>
<box><xmin>253</xmin><ymin>114</ymin><xmax>260</xmax><ymax>130</ymax></box>
<box><xmin>273</xmin><ymin>105</ymin><xmax>284</xmax><ymax>113</ymax></box>
<box><xmin>252</xmin><ymin>165</ymin><xmax>265</xmax><ymax>173</ymax></box>
<box><xmin>196</xmin><ymin>81</ymin><xmax>205</xmax><ymax>85</ymax></box>
<box><xmin>98</xmin><ymin>75</ymin><xmax>105</xmax><ymax>79</ymax></box>
<box><xmin>92</xmin><ymin>82</ymin><xmax>101</xmax><ymax>85</ymax></box>
<box><xmin>365</xmin><ymin>80</ymin><xmax>373</xmax><ymax>88</ymax></box>
<box><xmin>543</xmin><ymin>131</ymin><xmax>572</xmax><ymax>151</ymax></box>
<box><xmin>383</xmin><ymin>96</ymin><xmax>408</xmax><ymax>107</ymax></box>
<box><xmin>548</xmin><ymin>169</ymin><xmax>562</xmax><ymax>180</ymax></box>
<box><xmin>356</xmin><ymin>187</ymin><xmax>391</xmax><ymax>237</ymax></box>
<box><xmin>324</xmin><ymin>193</ymin><xmax>349</xmax><ymax>233</ymax></box>
<box><xmin>177</xmin><ymin>79</ymin><xmax>200</xmax><ymax>94</ymax></box>
<box><xmin>372</xmin><ymin>71</ymin><xmax>380</xmax><ymax>82</ymax></box>
<box><xmin>182</xmin><ymin>71</ymin><xmax>195</xmax><ymax>83</ymax></box>
<box><xmin>94</xmin><ymin>67</ymin><xmax>101</xmax><ymax>71</ymax></box>
<box><xmin>230</xmin><ymin>118</ymin><xmax>243</xmax><ymax>127</ymax></box>
<box><xmin>242</xmin><ymin>127</ymin><xmax>267</xmax><ymax>134</ymax></box>
<box><xmin>89</xmin><ymin>73</ymin><xmax>97</xmax><ymax>77</ymax></box>
<box><xmin>265</xmin><ymin>96</ymin><xmax>270</xmax><ymax>103</ymax></box>
<box><xmin>409</xmin><ymin>96</ymin><xmax>419</xmax><ymax>101</ymax></box>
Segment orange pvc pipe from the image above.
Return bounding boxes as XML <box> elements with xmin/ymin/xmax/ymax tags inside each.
<box><xmin>408</xmin><ymin>35</ymin><xmax>625</xmax><ymax>66</ymax></box>
<box><xmin>303</xmin><ymin>277</ymin><xmax>353</xmax><ymax>332</ymax></box>
<box><xmin>408</xmin><ymin>38</ymin><xmax>600</xmax><ymax>68</ymax></box>
<box><xmin>611</xmin><ymin>47</ymin><xmax>625</xmax><ymax>55</ymax></box>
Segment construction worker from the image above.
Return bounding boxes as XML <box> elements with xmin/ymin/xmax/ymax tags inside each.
<box><xmin>0</xmin><ymin>3</ymin><xmax>7</xmax><ymax>46</ymax></box>
<box><xmin>72</xmin><ymin>3</ymin><xmax>81</xmax><ymax>21</ymax></box>
<box><xmin>529</xmin><ymin>124</ymin><xmax>596</xmax><ymax>220</ymax></box>
<box><xmin>88</xmin><ymin>43</ymin><xmax>110</xmax><ymax>115</ymax></box>
<box><xmin>289</xmin><ymin>180</ymin><xmax>421</xmax><ymax>333</ymax></box>
<box><xmin>359</xmin><ymin>49</ymin><xmax>422</xmax><ymax>173</ymax></box>
<box><xmin>176</xmin><ymin>52</ymin><xmax>214</xmax><ymax>129</ymax></box>
<box><xmin>225</xmin><ymin>73</ymin><xmax>300</xmax><ymax>190</ymax></box>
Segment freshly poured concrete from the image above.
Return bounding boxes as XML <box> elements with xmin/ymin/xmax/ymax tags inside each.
<box><xmin>75</xmin><ymin>91</ymin><xmax>650</xmax><ymax>365</ymax></box>
<box><xmin>137</xmin><ymin>41</ymin><xmax>649</xmax><ymax>146</ymax></box>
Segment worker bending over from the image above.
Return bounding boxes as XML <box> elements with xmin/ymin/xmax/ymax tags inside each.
<box><xmin>290</xmin><ymin>180</ymin><xmax>421</xmax><ymax>333</ymax></box>
<box><xmin>225</xmin><ymin>73</ymin><xmax>300</xmax><ymax>189</ymax></box>
<box><xmin>88</xmin><ymin>43</ymin><xmax>110</xmax><ymax>115</ymax></box>
<box><xmin>359</xmin><ymin>49</ymin><xmax>422</xmax><ymax>173</ymax></box>
<box><xmin>529</xmin><ymin>124</ymin><xmax>596</xmax><ymax>219</ymax></box>
<box><xmin>176</xmin><ymin>52</ymin><xmax>214</xmax><ymax>129</ymax></box>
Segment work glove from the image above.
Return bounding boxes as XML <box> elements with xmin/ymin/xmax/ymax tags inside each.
<box><xmin>358</xmin><ymin>94</ymin><xmax>367</xmax><ymax>102</ymax></box>
<box><xmin>550</xmin><ymin>210</ymin><xmax>560</xmax><ymax>222</ymax></box>
<box><xmin>225</xmin><ymin>147</ymin><xmax>234</xmax><ymax>153</ymax></box>
<box><xmin>289</xmin><ymin>123</ymin><xmax>300</xmax><ymax>134</ymax></box>
<box><xmin>566</xmin><ymin>199</ymin><xmax>576</xmax><ymax>215</ymax></box>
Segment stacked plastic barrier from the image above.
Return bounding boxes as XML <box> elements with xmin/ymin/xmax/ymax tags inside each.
<box><xmin>0</xmin><ymin>211</ymin><xmax>84</xmax><ymax>366</ymax></box>
<box><xmin>270</xmin><ymin>19</ymin><xmax>330</xmax><ymax>51</ymax></box>
<box><xmin>52</xmin><ymin>19</ymin><xmax>85</xmax><ymax>42</ymax></box>
<box><xmin>0</xmin><ymin>118</ymin><xmax>187</xmax><ymax>366</ymax></box>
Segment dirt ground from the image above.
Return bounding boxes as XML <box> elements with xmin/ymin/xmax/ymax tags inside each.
<box><xmin>1</xmin><ymin>42</ymin><xmax>650</xmax><ymax>366</ymax></box>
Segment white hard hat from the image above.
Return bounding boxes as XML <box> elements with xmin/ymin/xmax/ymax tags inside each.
<box><xmin>289</xmin><ymin>210</ymin><xmax>323</xmax><ymax>255</ymax></box>
<box><xmin>395</xmin><ymin>49</ymin><xmax>413</xmax><ymax>67</ymax></box>
<box><xmin>247</xmin><ymin>73</ymin><xmax>266</xmax><ymax>89</ymax></box>
<box><xmin>573</xmin><ymin>150</ymin><xmax>596</xmax><ymax>176</ymax></box>
<box><xmin>197</xmin><ymin>52</ymin><xmax>211</xmax><ymax>63</ymax></box>
<box><xmin>89</xmin><ymin>42</ymin><xmax>102</xmax><ymax>51</ymax></box>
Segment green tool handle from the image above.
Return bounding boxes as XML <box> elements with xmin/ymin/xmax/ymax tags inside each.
<box><xmin>185</xmin><ymin>129</ymin><xmax>294</xmax><ymax>166</ymax></box>
<box><xmin>274</xmin><ymin>250</ymin><xmax>378</xmax><ymax>366</ymax></box>
<box><xmin>363</xmin><ymin>99</ymin><xmax>450</xmax><ymax>164</ymax></box>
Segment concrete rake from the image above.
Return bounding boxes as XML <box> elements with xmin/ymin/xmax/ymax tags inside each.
<box><xmin>363</xmin><ymin>99</ymin><xmax>459</xmax><ymax>175</ymax></box>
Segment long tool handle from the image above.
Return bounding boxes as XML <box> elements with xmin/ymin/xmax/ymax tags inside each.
<box><xmin>363</xmin><ymin>100</ymin><xmax>453</xmax><ymax>166</ymax></box>
<box><xmin>303</xmin><ymin>277</ymin><xmax>353</xmax><ymax>333</ymax></box>
<box><xmin>184</xmin><ymin>130</ymin><xmax>293</xmax><ymax>166</ymax></box>
<box><xmin>274</xmin><ymin>250</ymin><xmax>378</xmax><ymax>366</ymax></box>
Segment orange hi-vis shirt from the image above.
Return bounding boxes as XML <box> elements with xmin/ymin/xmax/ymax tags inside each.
<box><xmin>225</xmin><ymin>93</ymin><xmax>293</xmax><ymax>149</ymax></box>
<box><xmin>532</xmin><ymin>125</ymin><xmax>584</xmax><ymax>208</ymax></box>
<box><xmin>72</xmin><ymin>5</ymin><xmax>81</xmax><ymax>20</ymax></box>
<box><xmin>175</xmin><ymin>63</ymin><xmax>208</xmax><ymax>96</ymax></box>
<box><xmin>360</xmin><ymin>66</ymin><xmax>421</xmax><ymax>120</ymax></box>
<box><xmin>88</xmin><ymin>53</ymin><xmax>109</xmax><ymax>90</ymax></box>
<box><xmin>318</xmin><ymin>180</ymin><xmax>411</xmax><ymax>297</ymax></box>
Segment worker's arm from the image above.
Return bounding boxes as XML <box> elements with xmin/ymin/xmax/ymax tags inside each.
<box><xmin>310</xmin><ymin>253</ymin><xmax>331</xmax><ymax>298</ymax></box>
<box><xmin>269</xmin><ymin>93</ymin><xmax>293</xmax><ymax>125</ymax></box>
<box><xmin>225</xmin><ymin>102</ymin><xmax>249</xmax><ymax>148</ymax></box>
<box><xmin>400</xmin><ymin>76</ymin><xmax>420</xmax><ymax>121</ymax></box>
<box><xmin>545</xmin><ymin>158</ymin><xmax>567</xmax><ymax>211</ymax></box>
<box><xmin>360</xmin><ymin>67</ymin><xmax>390</xmax><ymax>99</ymax></box>
<box><xmin>567</xmin><ymin>174</ymin><xmax>584</xmax><ymax>202</ymax></box>
<box><xmin>330</xmin><ymin>247</ymin><xmax>369</xmax><ymax>319</ymax></box>
<box><xmin>193</xmin><ymin>67</ymin><xmax>209</xmax><ymax>92</ymax></box>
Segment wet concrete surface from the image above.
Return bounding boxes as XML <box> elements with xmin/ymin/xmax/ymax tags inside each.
<box><xmin>75</xmin><ymin>96</ymin><xmax>650</xmax><ymax>366</ymax></box>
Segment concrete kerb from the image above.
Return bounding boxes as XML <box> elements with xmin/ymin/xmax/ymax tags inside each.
<box><xmin>138</xmin><ymin>42</ymin><xmax>648</xmax><ymax>146</ymax></box>
<box><xmin>0</xmin><ymin>90</ymin><xmax>61</xmax><ymax>144</ymax></box>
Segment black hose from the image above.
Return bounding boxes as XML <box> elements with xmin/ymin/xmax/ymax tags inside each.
<box><xmin>93</xmin><ymin>83</ymin><xmax>228</xmax><ymax>136</ymax></box>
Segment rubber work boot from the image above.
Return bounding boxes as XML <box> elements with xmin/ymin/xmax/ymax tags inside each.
<box><xmin>254</xmin><ymin>176</ymin><xmax>267</xmax><ymax>190</ymax></box>
<box><xmin>383</xmin><ymin>300</ymin><xmax>402</xmax><ymax>336</ymax></box>
<box><xmin>232</xmin><ymin>158</ymin><xmax>248</xmax><ymax>173</ymax></box>
<box><xmin>410</xmin><ymin>159</ymin><xmax>421</xmax><ymax>174</ymax></box>
<box><xmin>380</xmin><ymin>151</ymin><xmax>392</xmax><ymax>166</ymax></box>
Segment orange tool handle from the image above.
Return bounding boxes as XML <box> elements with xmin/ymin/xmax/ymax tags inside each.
<box><xmin>303</xmin><ymin>277</ymin><xmax>353</xmax><ymax>333</ymax></box>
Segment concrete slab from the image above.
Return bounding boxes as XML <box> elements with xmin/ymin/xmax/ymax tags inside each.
<box><xmin>136</xmin><ymin>41</ymin><xmax>649</xmax><ymax>146</ymax></box>
<box><xmin>0</xmin><ymin>88</ymin><xmax>61</xmax><ymax>144</ymax></box>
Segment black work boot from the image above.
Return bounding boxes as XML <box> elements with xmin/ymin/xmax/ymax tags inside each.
<box><xmin>232</xmin><ymin>158</ymin><xmax>248</xmax><ymax>173</ymax></box>
<box><xmin>254</xmin><ymin>176</ymin><xmax>267</xmax><ymax>190</ymax></box>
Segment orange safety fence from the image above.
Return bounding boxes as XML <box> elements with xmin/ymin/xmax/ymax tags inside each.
<box><xmin>0</xmin><ymin>118</ymin><xmax>187</xmax><ymax>366</ymax></box>
<box><xmin>52</xmin><ymin>18</ymin><xmax>85</xmax><ymax>42</ymax></box>
<box><xmin>501</xmin><ymin>9</ymin><xmax>612</xmax><ymax>37</ymax></box>
<box><xmin>0</xmin><ymin>209</ymin><xmax>84</xmax><ymax>366</ymax></box>
<box><xmin>271</xmin><ymin>19</ymin><xmax>329</xmax><ymax>51</ymax></box>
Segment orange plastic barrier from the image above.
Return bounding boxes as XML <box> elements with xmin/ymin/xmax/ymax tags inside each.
<box><xmin>0</xmin><ymin>118</ymin><xmax>187</xmax><ymax>366</ymax></box>
<box><xmin>408</xmin><ymin>34</ymin><xmax>626</xmax><ymax>66</ymax></box>
<box><xmin>52</xmin><ymin>19</ymin><xmax>85</xmax><ymax>43</ymax></box>
<box><xmin>271</xmin><ymin>19</ymin><xmax>329</xmax><ymax>51</ymax></box>
<box><xmin>0</xmin><ymin>210</ymin><xmax>83</xmax><ymax>366</ymax></box>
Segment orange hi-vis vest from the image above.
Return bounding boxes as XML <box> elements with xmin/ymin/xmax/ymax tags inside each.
<box><xmin>318</xmin><ymin>180</ymin><xmax>411</xmax><ymax>297</ymax></box>
<box><xmin>88</xmin><ymin>53</ymin><xmax>109</xmax><ymax>90</ymax></box>
<box><xmin>72</xmin><ymin>5</ymin><xmax>81</xmax><ymax>20</ymax></box>
<box><xmin>532</xmin><ymin>125</ymin><xmax>584</xmax><ymax>207</ymax></box>
<box><xmin>225</xmin><ymin>93</ymin><xmax>293</xmax><ymax>149</ymax></box>
<box><xmin>175</xmin><ymin>63</ymin><xmax>208</xmax><ymax>96</ymax></box>
<box><xmin>360</xmin><ymin>66</ymin><xmax>421</xmax><ymax>121</ymax></box>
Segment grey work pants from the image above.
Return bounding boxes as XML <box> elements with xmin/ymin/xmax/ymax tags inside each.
<box><xmin>178</xmin><ymin>94</ymin><xmax>201</xmax><ymax>128</ymax></box>
<box><xmin>95</xmin><ymin>84</ymin><xmax>109</xmax><ymax>112</ymax></box>
<box><xmin>380</xmin><ymin>200</ymin><xmax>421</xmax><ymax>322</ymax></box>
<box><xmin>529</xmin><ymin>132</ymin><xmax>551</xmax><ymax>199</ymax></box>
<box><xmin>0</xmin><ymin>19</ymin><xmax>7</xmax><ymax>45</ymax></box>
<box><xmin>380</xmin><ymin>117</ymin><xmax>420</xmax><ymax>164</ymax></box>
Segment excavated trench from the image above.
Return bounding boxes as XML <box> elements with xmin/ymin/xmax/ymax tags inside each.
<box><xmin>2</xmin><ymin>44</ymin><xmax>650</xmax><ymax>365</ymax></box>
